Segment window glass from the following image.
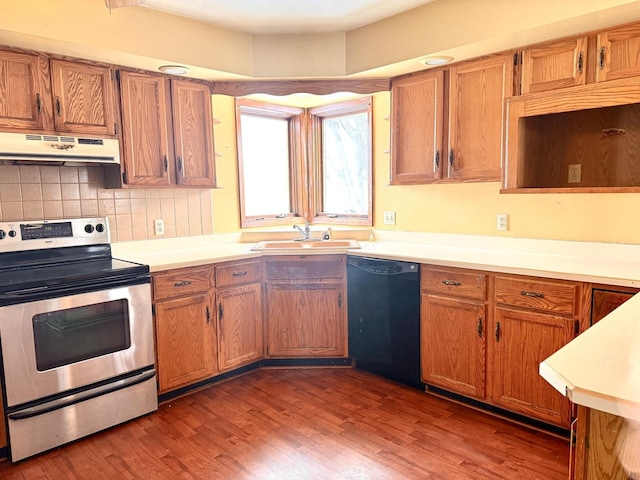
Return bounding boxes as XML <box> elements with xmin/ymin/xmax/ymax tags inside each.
<box><xmin>321</xmin><ymin>111</ymin><xmax>370</xmax><ymax>215</ymax></box>
<box><xmin>239</xmin><ymin>113</ymin><xmax>291</xmax><ymax>217</ymax></box>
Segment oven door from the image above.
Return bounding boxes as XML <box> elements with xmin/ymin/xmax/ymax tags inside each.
<box><xmin>0</xmin><ymin>282</ymin><xmax>154</xmax><ymax>408</ymax></box>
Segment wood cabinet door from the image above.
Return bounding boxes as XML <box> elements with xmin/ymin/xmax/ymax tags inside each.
<box><xmin>119</xmin><ymin>70</ymin><xmax>174</xmax><ymax>186</ymax></box>
<box><xmin>421</xmin><ymin>294</ymin><xmax>486</xmax><ymax>399</ymax></box>
<box><xmin>154</xmin><ymin>294</ymin><xmax>216</xmax><ymax>392</ymax></box>
<box><xmin>266</xmin><ymin>282</ymin><xmax>346</xmax><ymax>357</ymax></box>
<box><xmin>585</xmin><ymin>409</ymin><xmax>635</xmax><ymax>480</ymax></box>
<box><xmin>216</xmin><ymin>283</ymin><xmax>263</xmax><ymax>371</ymax></box>
<box><xmin>171</xmin><ymin>79</ymin><xmax>216</xmax><ymax>187</ymax></box>
<box><xmin>50</xmin><ymin>59</ymin><xmax>117</xmax><ymax>136</ymax></box>
<box><xmin>0</xmin><ymin>50</ymin><xmax>52</xmax><ymax>132</ymax></box>
<box><xmin>491</xmin><ymin>307</ymin><xmax>574</xmax><ymax>427</ymax></box>
<box><xmin>597</xmin><ymin>23</ymin><xmax>640</xmax><ymax>83</ymax></box>
<box><xmin>591</xmin><ymin>289</ymin><xmax>636</xmax><ymax>325</ymax></box>
<box><xmin>521</xmin><ymin>37</ymin><xmax>588</xmax><ymax>93</ymax></box>
<box><xmin>447</xmin><ymin>54</ymin><xmax>513</xmax><ymax>182</ymax></box>
<box><xmin>390</xmin><ymin>69</ymin><xmax>444</xmax><ymax>184</ymax></box>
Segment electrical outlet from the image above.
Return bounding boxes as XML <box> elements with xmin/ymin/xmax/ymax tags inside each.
<box><xmin>383</xmin><ymin>211</ymin><xmax>396</xmax><ymax>225</ymax></box>
<box><xmin>154</xmin><ymin>219</ymin><xmax>165</xmax><ymax>236</ymax></box>
<box><xmin>496</xmin><ymin>213</ymin><xmax>508</xmax><ymax>231</ymax></box>
<box><xmin>568</xmin><ymin>164</ymin><xmax>581</xmax><ymax>184</ymax></box>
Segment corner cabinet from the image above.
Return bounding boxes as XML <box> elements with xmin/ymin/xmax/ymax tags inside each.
<box><xmin>152</xmin><ymin>265</ymin><xmax>217</xmax><ymax>393</ymax></box>
<box><xmin>0</xmin><ymin>49</ymin><xmax>116</xmax><ymax>136</ymax></box>
<box><xmin>265</xmin><ymin>255</ymin><xmax>347</xmax><ymax>358</ymax></box>
<box><xmin>214</xmin><ymin>259</ymin><xmax>263</xmax><ymax>372</ymax></box>
<box><xmin>117</xmin><ymin>70</ymin><xmax>216</xmax><ymax>188</ymax></box>
<box><xmin>390</xmin><ymin>53</ymin><xmax>512</xmax><ymax>184</ymax></box>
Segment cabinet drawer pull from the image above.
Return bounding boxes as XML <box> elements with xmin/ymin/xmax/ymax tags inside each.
<box><xmin>232</xmin><ymin>271</ymin><xmax>248</xmax><ymax>277</ymax></box>
<box><xmin>520</xmin><ymin>290</ymin><xmax>544</xmax><ymax>298</ymax></box>
<box><xmin>442</xmin><ymin>280</ymin><xmax>462</xmax><ymax>286</ymax></box>
<box><xmin>495</xmin><ymin>321</ymin><xmax>501</xmax><ymax>342</ymax></box>
<box><xmin>173</xmin><ymin>280</ymin><xmax>192</xmax><ymax>287</ymax></box>
<box><xmin>477</xmin><ymin>318</ymin><xmax>483</xmax><ymax>338</ymax></box>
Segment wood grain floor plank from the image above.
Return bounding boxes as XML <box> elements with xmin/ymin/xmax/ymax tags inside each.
<box><xmin>0</xmin><ymin>368</ymin><xmax>569</xmax><ymax>479</ymax></box>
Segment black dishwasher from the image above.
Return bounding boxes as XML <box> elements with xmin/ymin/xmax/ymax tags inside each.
<box><xmin>347</xmin><ymin>256</ymin><xmax>422</xmax><ymax>389</ymax></box>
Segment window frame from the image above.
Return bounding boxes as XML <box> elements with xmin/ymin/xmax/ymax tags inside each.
<box><xmin>235</xmin><ymin>95</ymin><xmax>373</xmax><ymax>228</ymax></box>
<box><xmin>308</xmin><ymin>97</ymin><xmax>373</xmax><ymax>226</ymax></box>
<box><xmin>235</xmin><ymin>98</ymin><xmax>306</xmax><ymax>228</ymax></box>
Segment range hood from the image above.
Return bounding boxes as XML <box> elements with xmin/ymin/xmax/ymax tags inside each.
<box><xmin>0</xmin><ymin>132</ymin><xmax>120</xmax><ymax>165</ymax></box>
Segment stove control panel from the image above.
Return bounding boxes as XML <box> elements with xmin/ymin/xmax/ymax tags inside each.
<box><xmin>0</xmin><ymin>217</ymin><xmax>110</xmax><ymax>253</ymax></box>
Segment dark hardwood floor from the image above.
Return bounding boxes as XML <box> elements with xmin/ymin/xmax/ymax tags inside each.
<box><xmin>0</xmin><ymin>368</ymin><xmax>569</xmax><ymax>479</ymax></box>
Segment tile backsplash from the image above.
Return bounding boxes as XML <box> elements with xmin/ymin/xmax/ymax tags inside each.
<box><xmin>0</xmin><ymin>165</ymin><xmax>214</xmax><ymax>242</ymax></box>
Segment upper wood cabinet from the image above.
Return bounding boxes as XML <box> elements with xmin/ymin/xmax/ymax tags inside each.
<box><xmin>520</xmin><ymin>37</ymin><xmax>588</xmax><ymax>94</ymax></box>
<box><xmin>390</xmin><ymin>53</ymin><xmax>512</xmax><ymax>184</ymax></box>
<box><xmin>447</xmin><ymin>54</ymin><xmax>513</xmax><ymax>182</ymax></box>
<box><xmin>0</xmin><ymin>51</ymin><xmax>51</xmax><ymax>131</ymax></box>
<box><xmin>0</xmin><ymin>49</ymin><xmax>116</xmax><ymax>136</ymax></box>
<box><xmin>49</xmin><ymin>59</ymin><xmax>117</xmax><ymax>136</ymax></box>
<box><xmin>519</xmin><ymin>21</ymin><xmax>640</xmax><ymax>94</ymax></box>
<box><xmin>390</xmin><ymin>70</ymin><xmax>444</xmax><ymax>184</ymax></box>
<box><xmin>118</xmin><ymin>71</ymin><xmax>216</xmax><ymax>188</ymax></box>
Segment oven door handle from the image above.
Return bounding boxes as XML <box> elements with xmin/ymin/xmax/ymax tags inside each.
<box><xmin>7</xmin><ymin>369</ymin><xmax>156</xmax><ymax>420</ymax></box>
<box><xmin>0</xmin><ymin>272</ymin><xmax>150</xmax><ymax>302</ymax></box>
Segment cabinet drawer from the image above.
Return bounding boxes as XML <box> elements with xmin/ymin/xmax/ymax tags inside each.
<box><xmin>494</xmin><ymin>276</ymin><xmax>578</xmax><ymax>315</ymax></box>
<box><xmin>421</xmin><ymin>267</ymin><xmax>486</xmax><ymax>300</ymax></box>
<box><xmin>215</xmin><ymin>260</ymin><xmax>262</xmax><ymax>288</ymax></box>
<box><xmin>153</xmin><ymin>266</ymin><xmax>212</xmax><ymax>300</ymax></box>
<box><xmin>266</xmin><ymin>255</ymin><xmax>345</xmax><ymax>281</ymax></box>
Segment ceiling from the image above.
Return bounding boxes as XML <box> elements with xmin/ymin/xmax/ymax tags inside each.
<box><xmin>141</xmin><ymin>0</ymin><xmax>436</xmax><ymax>34</ymax></box>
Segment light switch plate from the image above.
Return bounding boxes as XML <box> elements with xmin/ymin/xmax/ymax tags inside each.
<box><xmin>383</xmin><ymin>211</ymin><xmax>396</xmax><ymax>225</ymax></box>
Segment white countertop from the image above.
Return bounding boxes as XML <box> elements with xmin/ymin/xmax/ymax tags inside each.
<box><xmin>112</xmin><ymin>229</ymin><xmax>640</xmax><ymax>416</ymax></box>
<box><xmin>540</xmin><ymin>294</ymin><xmax>640</xmax><ymax>421</ymax></box>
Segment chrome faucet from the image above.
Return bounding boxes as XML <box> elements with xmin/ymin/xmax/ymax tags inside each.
<box><xmin>293</xmin><ymin>221</ymin><xmax>311</xmax><ymax>241</ymax></box>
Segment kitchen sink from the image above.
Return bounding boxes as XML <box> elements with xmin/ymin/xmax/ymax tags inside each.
<box><xmin>251</xmin><ymin>239</ymin><xmax>360</xmax><ymax>251</ymax></box>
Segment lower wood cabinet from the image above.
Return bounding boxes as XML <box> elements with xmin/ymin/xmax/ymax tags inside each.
<box><xmin>421</xmin><ymin>267</ymin><xmax>487</xmax><ymax>399</ymax></box>
<box><xmin>265</xmin><ymin>255</ymin><xmax>347</xmax><ymax>358</ymax></box>
<box><xmin>153</xmin><ymin>265</ymin><xmax>217</xmax><ymax>393</ymax></box>
<box><xmin>421</xmin><ymin>265</ymin><xmax>583</xmax><ymax>429</ymax></box>
<box><xmin>215</xmin><ymin>260</ymin><xmax>263</xmax><ymax>371</ymax></box>
<box><xmin>154</xmin><ymin>292</ymin><xmax>217</xmax><ymax>392</ymax></box>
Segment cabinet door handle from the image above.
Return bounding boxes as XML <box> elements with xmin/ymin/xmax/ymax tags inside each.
<box><xmin>218</xmin><ymin>302</ymin><xmax>223</xmax><ymax>322</ymax></box>
<box><xmin>35</xmin><ymin>94</ymin><xmax>42</xmax><ymax>115</ymax></box>
<box><xmin>338</xmin><ymin>293</ymin><xmax>342</xmax><ymax>308</ymax></box>
<box><xmin>173</xmin><ymin>280</ymin><xmax>192</xmax><ymax>287</ymax></box>
<box><xmin>495</xmin><ymin>321</ymin><xmax>501</xmax><ymax>342</ymax></box>
<box><xmin>55</xmin><ymin>96</ymin><xmax>61</xmax><ymax>117</ymax></box>
<box><xmin>599</xmin><ymin>46</ymin><xmax>606</xmax><ymax>70</ymax></box>
<box><xmin>442</xmin><ymin>280</ymin><xmax>462</xmax><ymax>286</ymax></box>
<box><xmin>448</xmin><ymin>149</ymin><xmax>454</xmax><ymax>167</ymax></box>
<box><xmin>577</xmin><ymin>51</ymin><xmax>584</xmax><ymax>74</ymax></box>
<box><xmin>477</xmin><ymin>318</ymin><xmax>483</xmax><ymax>338</ymax></box>
<box><xmin>205</xmin><ymin>305</ymin><xmax>210</xmax><ymax>324</ymax></box>
<box><xmin>434</xmin><ymin>150</ymin><xmax>440</xmax><ymax>169</ymax></box>
<box><xmin>163</xmin><ymin>155</ymin><xmax>168</xmax><ymax>172</ymax></box>
<box><xmin>177</xmin><ymin>156</ymin><xmax>183</xmax><ymax>175</ymax></box>
<box><xmin>520</xmin><ymin>290</ymin><xmax>544</xmax><ymax>298</ymax></box>
<box><xmin>232</xmin><ymin>271</ymin><xmax>248</xmax><ymax>277</ymax></box>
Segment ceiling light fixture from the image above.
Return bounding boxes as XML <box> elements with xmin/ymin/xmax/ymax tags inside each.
<box><xmin>158</xmin><ymin>65</ymin><xmax>190</xmax><ymax>75</ymax></box>
<box><xmin>420</xmin><ymin>56</ymin><xmax>454</xmax><ymax>66</ymax></box>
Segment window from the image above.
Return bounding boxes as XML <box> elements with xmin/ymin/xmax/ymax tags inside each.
<box><xmin>236</xmin><ymin>96</ymin><xmax>372</xmax><ymax>228</ymax></box>
<box><xmin>236</xmin><ymin>100</ymin><xmax>305</xmax><ymax>228</ymax></box>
